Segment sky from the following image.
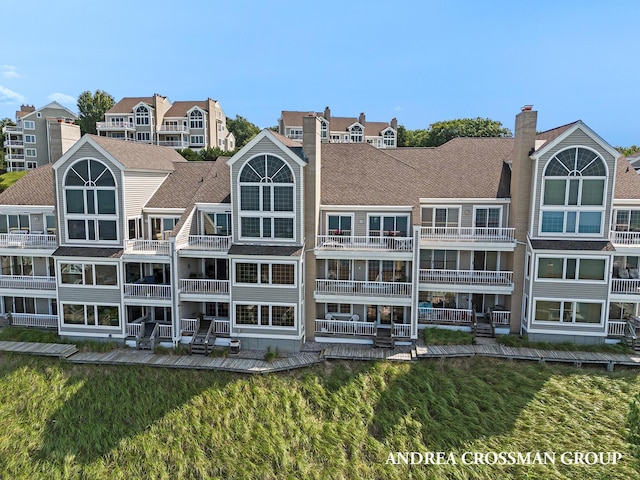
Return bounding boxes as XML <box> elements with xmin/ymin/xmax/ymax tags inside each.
<box><xmin>1</xmin><ymin>0</ymin><xmax>639</xmax><ymax>146</ymax></box>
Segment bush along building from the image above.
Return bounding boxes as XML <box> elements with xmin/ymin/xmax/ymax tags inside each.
<box><xmin>1</xmin><ymin>106</ymin><xmax>640</xmax><ymax>352</ymax></box>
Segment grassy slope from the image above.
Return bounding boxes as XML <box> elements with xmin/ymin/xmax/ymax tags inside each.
<box><xmin>0</xmin><ymin>171</ymin><xmax>28</xmax><ymax>190</ymax></box>
<box><xmin>0</xmin><ymin>354</ymin><xmax>638</xmax><ymax>479</ymax></box>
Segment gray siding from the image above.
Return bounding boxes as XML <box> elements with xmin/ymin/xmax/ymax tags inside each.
<box><xmin>531</xmin><ymin>281</ymin><xmax>609</xmax><ymax>300</ymax></box>
<box><xmin>231</xmin><ymin>285</ymin><xmax>300</xmax><ymax>303</ymax></box>
<box><xmin>58</xmin><ymin>286</ymin><xmax>122</xmax><ymax>304</ymax></box>
<box><xmin>123</xmin><ymin>170</ymin><xmax>170</xmax><ymax>218</ymax></box>
<box><xmin>532</xmin><ymin>129</ymin><xmax>616</xmax><ymax>236</ymax></box>
<box><xmin>230</xmin><ymin>137</ymin><xmax>303</xmax><ymax>244</ymax></box>
<box><xmin>55</xmin><ymin>143</ymin><xmax>125</xmax><ymax>245</ymax></box>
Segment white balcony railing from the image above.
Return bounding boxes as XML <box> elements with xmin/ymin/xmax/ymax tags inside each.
<box><xmin>123</xmin><ymin>283</ymin><xmax>172</xmax><ymax>299</ymax></box>
<box><xmin>157</xmin><ymin>140</ymin><xmax>190</xmax><ymax>148</ymax></box>
<box><xmin>158</xmin><ymin>124</ymin><xmax>189</xmax><ymax>133</ymax></box>
<box><xmin>179</xmin><ymin>279</ymin><xmax>229</xmax><ymax>295</ymax></box>
<box><xmin>392</xmin><ymin>323</ymin><xmax>411</xmax><ymax>338</ymax></box>
<box><xmin>96</xmin><ymin>121</ymin><xmax>135</xmax><ymax>130</ymax></box>
<box><xmin>5</xmin><ymin>154</ymin><xmax>24</xmax><ymax>160</ymax></box>
<box><xmin>180</xmin><ymin>318</ymin><xmax>198</xmax><ymax>335</ymax></box>
<box><xmin>157</xmin><ymin>323</ymin><xmax>173</xmax><ymax>338</ymax></box>
<box><xmin>491</xmin><ymin>311</ymin><xmax>511</xmax><ymax>325</ymax></box>
<box><xmin>418</xmin><ymin>307</ymin><xmax>473</xmax><ymax>324</ymax></box>
<box><xmin>0</xmin><ymin>275</ymin><xmax>56</xmax><ymax>290</ymax></box>
<box><xmin>607</xmin><ymin>320</ymin><xmax>627</xmax><ymax>336</ymax></box>
<box><xmin>126</xmin><ymin>322</ymin><xmax>143</xmax><ymax>337</ymax></box>
<box><xmin>316</xmin><ymin>235</ymin><xmax>413</xmax><ymax>252</ymax></box>
<box><xmin>182</xmin><ymin>235</ymin><xmax>232</xmax><ymax>251</ymax></box>
<box><xmin>2</xmin><ymin>125</ymin><xmax>22</xmax><ymax>133</ymax></box>
<box><xmin>610</xmin><ymin>230</ymin><xmax>640</xmax><ymax>246</ymax></box>
<box><xmin>0</xmin><ymin>233</ymin><xmax>57</xmax><ymax>248</ymax></box>
<box><xmin>215</xmin><ymin>319</ymin><xmax>231</xmax><ymax>335</ymax></box>
<box><xmin>611</xmin><ymin>279</ymin><xmax>640</xmax><ymax>295</ymax></box>
<box><xmin>315</xmin><ymin>279</ymin><xmax>412</xmax><ymax>298</ymax></box>
<box><xmin>419</xmin><ymin>269</ymin><xmax>513</xmax><ymax>286</ymax></box>
<box><xmin>419</xmin><ymin>226</ymin><xmax>515</xmax><ymax>243</ymax></box>
<box><xmin>4</xmin><ymin>140</ymin><xmax>23</xmax><ymax>147</ymax></box>
<box><xmin>124</xmin><ymin>239</ymin><xmax>170</xmax><ymax>255</ymax></box>
<box><xmin>11</xmin><ymin>313</ymin><xmax>58</xmax><ymax>328</ymax></box>
<box><xmin>315</xmin><ymin>319</ymin><xmax>376</xmax><ymax>336</ymax></box>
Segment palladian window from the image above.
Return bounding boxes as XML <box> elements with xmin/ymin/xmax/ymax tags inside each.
<box><xmin>540</xmin><ymin>147</ymin><xmax>606</xmax><ymax>235</ymax></box>
<box><xmin>350</xmin><ymin>125</ymin><xmax>363</xmax><ymax>143</ymax></box>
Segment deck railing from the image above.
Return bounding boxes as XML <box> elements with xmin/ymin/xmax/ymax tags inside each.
<box><xmin>418</xmin><ymin>307</ymin><xmax>473</xmax><ymax>324</ymax></box>
<box><xmin>215</xmin><ymin>319</ymin><xmax>231</xmax><ymax>335</ymax></box>
<box><xmin>315</xmin><ymin>318</ymin><xmax>376</xmax><ymax>336</ymax></box>
<box><xmin>126</xmin><ymin>322</ymin><xmax>143</xmax><ymax>337</ymax></box>
<box><xmin>11</xmin><ymin>313</ymin><xmax>58</xmax><ymax>328</ymax></box>
<box><xmin>419</xmin><ymin>226</ymin><xmax>515</xmax><ymax>243</ymax></box>
<box><xmin>610</xmin><ymin>279</ymin><xmax>640</xmax><ymax>294</ymax></box>
<box><xmin>610</xmin><ymin>230</ymin><xmax>640</xmax><ymax>246</ymax></box>
<box><xmin>123</xmin><ymin>283</ymin><xmax>172</xmax><ymax>299</ymax></box>
<box><xmin>607</xmin><ymin>320</ymin><xmax>627</xmax><ymax>337</ymax></box>
<box><xmin>0</xmin><ymin>233</ymin><xmax>57</xmax><ymax>248</ymax></box>
<box><xmin>179</xmin><ymin>279</ymin><xmax>229</xmax><ymax>295</ymax></box>
<box><xmin>315</xmin><ymin>279</ymin><xmax>412</xmax><ymax>298</ymax></box>
<box><xmin>392</xmin><ymin>323</ymin><xmax>411</xmax><ymax>338</ymax></box>
<box><xmin>316</xmin><ymin>235</ymin><xmax>413</xmax><ymax>252</ymax></box>
<box><xmin>158</xmin><ymin>124</ymin><xmax>189</xmax><ymax>132</ymax></box>
<box><xmin>490</xmin><ymin>311</ymin><xmax>510</xmax><ymax>325</ymax></box>
<box><xmin>157</xmin><ymin>323</ymin><xmax>173</xmax><ymax>338</ymax></box>
<box><xmin>180</xmin><ymin>318</ymin><xmax>198</xmax><ymax>335</ymax></box>
<box><xmin>158</xmin><ymin>140</ymin><xmax>189</xmax><ymax>147</ymax></box>
<box><xmin>124</xmin><ymin>239</ymin><xmax>170</xmax><ymax>255</ymax></box>
<box><xmin>96</xmin><ymin>121</ymin><xmax>135</xmax><ymax>129</ymax></box>
<box><xmin>419</xmin><ymin>269</ymin><xmax>513</xmax><ymax>286</ymax></box>
<box><xmin>182</xmin><ymin>235</ymin><xmax>232</xmax><ymax>251</ymax></box>
<box><xmin>0</xmin><ymin>275</ymin><xmax>56</xmax><ymax>290</ymax></box>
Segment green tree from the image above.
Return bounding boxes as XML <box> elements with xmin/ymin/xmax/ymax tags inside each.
<box><xmin>175</xmin><ymin>148</ymin><xmax>201</xmax><ymax>161</ymax></box>
<box><xmin>616</xmin><ymin>145</ymin><xmax>640</xmax><ymax>156</ymax></box>
<box><xmin>77</xmin><ymin>90</ymin><xmax>115</xmax><ymax>135</ymax></box>
<box><xmin>399</xmin><ymin>117</ymin><xmax>512</xmax><ymax>147</ymax></box>
<box><xmin>0</xmin><ymin>118</ymin><xmax>16</xmax><ymax>172</ymax></box>
<box><xmin>226</xmin><ymin>115</ymin><xmax>260</xmax><ymax>148</ymax></box>
<box><xmin>199</xmin><ymin>147</ymin><xmax>232</xmax><ymax>161</ymax></box>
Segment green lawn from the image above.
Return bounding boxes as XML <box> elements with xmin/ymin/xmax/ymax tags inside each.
<box><xmin>0</xmin><ymin>170</ymin><xmax>28</xmax><ymax>190</ymax></box>
<box><xmin>0</xmin><ymin>354</ymin><xmax>638</xmax><ymax>479</ymax></box>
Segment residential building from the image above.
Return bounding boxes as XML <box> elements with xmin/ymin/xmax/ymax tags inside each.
<box><xmin>2</xmin><ymin>102</ymin><xmax>80</xmax><ymax>172</ymax></box>
<box><xmin>96</xmin><ymin>94</ymin><xmax>235</xmax><ymax>151</ymax></box>
<box><xmin>1</xmin><ymin>107</ymin><xmax>639</xmax><ymax>351</ymax></box>
<box><xmin>279</xmin><ymin>107</ymin><xmax>398</xmax><ymax>149</ymax></box>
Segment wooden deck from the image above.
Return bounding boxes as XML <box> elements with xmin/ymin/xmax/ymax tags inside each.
<box><xmin>0</xmin><ymin>341</ymin><xmax>77</xmax><ymax>358</ymax></box>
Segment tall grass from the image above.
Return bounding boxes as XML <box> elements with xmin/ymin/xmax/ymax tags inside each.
<box><xmin>0</xmin><ymin>354</ymin><xmax>638</xmax><ymax>479</ymax></box>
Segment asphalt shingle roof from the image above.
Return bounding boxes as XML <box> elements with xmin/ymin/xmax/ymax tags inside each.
<box><xmin>0</xmin><ymin>165</ymin><xmax>54</xmax><ymax>206</ymax></box>
<box><xmin>90</xmin><ymin>135</ymin><xmax>186</xmax><ymax>171</ymax></box>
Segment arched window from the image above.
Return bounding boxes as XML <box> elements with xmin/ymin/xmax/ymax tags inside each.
<box><xmin>320</xmin><ymin>120</ymin><xmax>328</xmax><ymax>139</ymax></box>
<box><xmin>238</xmin><ymin>155</ymin><xmax>294</xmax><ymax>239</ymax></box>
<box><xmin>383</xmin><ymin>130</ymin><xmax>395</xmax><ymax>147</ymax></box>
<box><xmin>64</xmin><ymin>159</ymin><xmax>118</xmax><ymax>242</ymax></box>
<box><xmin>135</xmin><ymin>105</ymin><xmax>149</xmax><ymax>125</ymax></box>
<box><xmin>350</xmin><ymin>125</ymin><xmax>363</xmax><ymax>143</ymax></box>
<box><xmin>190</xmin><ymin>110</ymin><xmax>203</xmax><ymax>129</ymax></box>
<box><xmin>540</xmin><ymin>147</ymin><xmax>607</xmax><ymax>235</ymax></box>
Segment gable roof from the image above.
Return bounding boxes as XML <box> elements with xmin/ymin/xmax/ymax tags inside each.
<box><xmin>614</xmin><ymin>156</ymin><xmax>640</xmax><ymax>200</ymax></box>
<box><xmin>534</xmin><ymin>121</ymin><xmax>579</xmax><ymax>151</ymax></box>
<box><xmin>105</xmin><ymin>97</ymin><xmax>155</xmax><ymax>114</ymax></box>
<box><xmin>281</xmin><ymin>111</ymin><xmax>393</xmax><ymax>136</ymax></box>
<box><xmin>89</xmin><ymin>135</ymin><xmax>186</xmax><ymax>171</ymax></box>
<box><xmin>0</xmin><ymin>165</ymin><xmax>55</xmax><ymax>206</ymax></box>
<box><xmin>164</xmin><ymin>101</ymin><xmax>209</xmax><ymax>117</ymax></box>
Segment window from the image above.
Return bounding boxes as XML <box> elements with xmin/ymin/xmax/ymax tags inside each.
<box><xmin>533</xmin><ymin>299</ymin><xmax>602</xmax><ymax>324</ymax></box>
<box><xmin>327</xmin><ymin>303</ymin><xmax>351</xmax><ymax>314</ymax></box>
<box><xmin>24</xmin><ymin>134</ymin><xmax>36</xmax><ymax>143</ymax></box>
<box><xmin>202</xmin><ymin>212</ymin><xmax>231</xmax><ymax>236</ymax></box>
<box><xmin>350</xmin><ymin>125</ymin><xmax>363</xmax><ymax>143</ymax></box>
<box><xmin>609</xmin><ymin>302</ymin><xmax>635</xmax><ymax>321</ymax></box>
<box><xmin>368</xmin><ymin>215</ymin><xmax>409</xmax><ymax>237</ymax></box>
<box><xmin>383</xmin><ymin>130</ymin><xmax>395</xmax><ymax>147</ymax></box>
<box><xmin>150</xmin><ymin>217</ymin><xmax>179</xmax><ymax>240</ymax></box>
<box><xmin>62</xmin><ymin>303</ymin><xmax>120</xmax><ymax>327</ymax></box>
<box><xmin>330</xmin><ymin>134</ymin><xmax>340</xmax><ymax>142</ymax></box>
<box><xmin>135</xmin><ymin>106</ymin><xmax>149</xmax><ymax>125</ymax></box>
<box><xmin>422</xmin><ymin>207</ymin><xmax>459</xmax><ymax>228</ymax></box>
<box><xmin>60</xmin><ymin>263</ymin><xmax>117</xmax><ymax>286</ymax></box>
<box><xmin>0</xmin><ymin>214</ymin><xmax>30</xmax><ymax>233</ymax></box>
<box><xmin>235</xmin><ymin>262</ymin><xmax>295</xmax><ymax>285</ymax></box>
<box><xmin>287</xmin><ymin>128</ymin><xmax>303</xmax><ymax>140</ymax></box>
<box><xmin>46</xmin><ymin>215</ymin><xmax>56</xmax><ymax>234</ymax></box>
<box><xmin>136</xmin><ymin>132</ymin><xmax>150</xmax><ymax>142</ymax></box>
<box><xmin>25</xmin><ymin>148</ymin><xmax>37</xmax><ymax>157</ymax></box>
<box><xmin>64</xmin><ymin>159</ymin><xmax>117</xmax><ymax>242</ymax></box>
<box><xmin>24</xmin><ymin>121</ymin><xmax>35</xmax><ymax>129</ymax></box>
<box><xmin>368</xmin><ymin>260</ymin><xmax>406</xmax><ymax>282</ymax></box>
<box><xmin>238</xmin><ymin>155</ymin><xmax>295</xmax><ymax>240</ymax></box>
<box><xmin>614</xmin><ymin>210</ymin><xmax>640</xmax><ymax>232</ymax></box>
<box><xmin>422</xmin><ymin>250</ymin><xmax>457</xmax><ymax>270</ymax></box>
<box><xmin>1</xmin><ymin>256</ymin><xmax>33</xmax><ymax>276</ymax></box>
<box><xmin>475</xmin><ymin>208</ymin><xmax>501</xmax><ymax>228</ymax></box>
<box><xmin>189</xmin><ymin>110</ymin><xmax>204</xmax><ymax>129</ymax></box>
<box><xmin>540</xmin><ymin>147</ymin><xmax>606</xmax><ymax>235</ymax></box>
<box><xmin>235</xmin><ymin>303</ymin><xmax>295</xmax><ymax>327</ymax></box>
<box><xmin>190</xmin><ymin>135</ymin><xmax>204</xmax><ymax>145</ymax></box>
<box><xmin>320</xmin><ymin>121</ymin><xmax>328</xmax><ymax>139</ymax></box>
<box><xmin>537</xmin><ymin>257</ymin><xmax>606</xmax><ymax>281</ymax></box>
<box><xmin>27</xmin><ymin>161</ymin><xmax>37</xmax><ymax>169</ymax></box>
<box><xmin>128</xmin><ymin>217</ymin><xmax>143</xmax><ymax>239</ymax></box>
<box><xmin>110</xmin><ymin>116</ymin><xmax>126</xmax><ymax>126</ymax></box>
<box><xmin>327</xmin><ymin>259</ymin><xmax>352</xmax><ymax>280</ymax></box>
<box><xmin>327</xmin><ymin>214</ymin><xmax>352</xmax><ymax>235</ymax></box>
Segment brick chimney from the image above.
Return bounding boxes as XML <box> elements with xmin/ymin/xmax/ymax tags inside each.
<box><xmin>391</xmin><ymin>117</ymin><xmax>398</xmax><ymax>130</ymax></box>
<box><xmin>323</xmin><ymin>106</ymin><xmax>331</xmax><ymax>122</ymax></box>
<box><xmin>508</xmin><ymin>105</ymin><xmax>537</xmax><ymax>334</ymax></box>
<box><xmin>359</xmin><ymin>112</ymin><xmax>366</xmax><ymax>126</ymax></box>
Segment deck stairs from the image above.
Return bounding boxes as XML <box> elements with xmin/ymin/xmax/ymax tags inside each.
<box><xmin>374</xmin><ymin>327</ymin><xmax>395</xmax><ymax>348</ymax></box>
<box><xmin>190</xmin><ymin>317</ymin><xmax>215</xmax><ymax>355</ymax></box>
<box><xmin>137</xmin><ymin>321</ymin><xmax>158</xmax><ymax>350</ymax></box>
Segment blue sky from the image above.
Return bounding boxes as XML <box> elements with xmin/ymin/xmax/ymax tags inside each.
<box><xmin>1</xmin><ymin>0</ymin><xmax>639</xmax><ymax>146</ymax></box>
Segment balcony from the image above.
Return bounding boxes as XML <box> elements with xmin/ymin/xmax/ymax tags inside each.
<box><xmin>315</xmin><ymin>318</ymin><xmax>375</xmax><ymax>336</ymax></box>
<box><xmin>316</xmin><ymin>235</ymin><xmax>413</xmax><ymax>253</ymax></box>
<box><xmin>315</xmin><ymin>279</ymin><xmax>412</xmax><ymax>299</ymax></box>
<box><xmin>5</xmin><ymin>153</ymin><xmax>25</xmax><ymax>160</ymax></box>
<box><xmin>124</xmin><ymin>239</ymin><xmax>170</xmax><ymax>256</ymax></box>
<box><xmin>3</xmin><ymin>140</ymin><xmax>23</xmax><ymax>147</ymax></box>
<box><xmin>10</xmin><ymin>313</ymin><xmax>58</xmax><ymax>329</ymax></box>
<box><xmin>96</xmin><ymin>121</ymin><xmax>135</xmax><ymax>131</ymax></box>
<box><xmin>607</xmin><ymin>320</ymin><xmax>627</xmax><ymax>337</ymax></box>
<box><xmin>610</xmin><ymin>230</ymin><xmax>640</xmax><ymax>247</ymax></box>
<box><xmin>419</xmin><ymin>227</ymin><xmax>515</xmax><ymax>244</ymax></box>
<box><xmin>0</xmin><ymin>275</ymin><xmax>56</xmax><ymax>290</ymax></box>
<box><xmin>418</xmin><ymin>307</ymin><xmax>473</xmax><ymax>325</ymax></box>
<box><xmin>158</xmin><ymin>124</ymin><xmax>189</xmax><ymax>133</ymax></box>
<box><xmin>0</xmin><ymin>233</ymin><xmax>57</xmax><ymax>249</ymax></box>
<box><xmin>179</xmin><ymin>279</ymin><xmax>229</xmax><ymax>295</ymax></box>
<box><xmin>2</xmin><ymin>125</ymin><xmax>22</xmax><ymax>134</ymax></box>
<box><xmin>157</xmin><ymin>140</ymin><xmax>189</xmax><ymax>148</ymax></box>
<box><xmin>610</xmin><ymin>279</ymin><xmax>640</xmax><ymax>295</ymax></box>
<box><xmin>180</xmin><ymin>235</ymin><xmax>232</xmax><ymax>252</ymax></box>
<box><xmin>123</xmin><ymin>283</ymin><xmax>172</xmax><ymax>300</ymax></box>
<box><xmin>180</xmin><ymin>317</ymin><xmax>230</xmax><ymax>336</ymax></box>
<box><xmin>419</xmin><ymin>269</ymin><xmax>513</xmax><ymax>288</ymax></box>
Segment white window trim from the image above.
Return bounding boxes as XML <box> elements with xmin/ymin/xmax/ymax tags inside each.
<box><xmin>421</xmin><ymin>205</ymin><xmax>461</xmax><ymax>227</ymax></box>
<box><xmin>534</xmin><ymin>254</ymin><xmax>608</xmax><ymax>284</ymax></box>
<box><xmin>25</xmin><ymin>148</ymin><xmax>37</xmax><ymax>157</ymax></box>
<box><xmin>538</xmin><ymin>208</ymin><xmax>605</xmax><ymax>237</ymax></box>
<box><xmin>58</xmin><ymin>261</ymin><xmax>120</xmax><ymax>288</ymax></box>
<box><xmin>60</xmin><ymin>301</ymin><xmax>121</xmax><ymax>327</ymax></box>
<box><xmin>325</xmin><ymin>212</ymin><xmax>354</xmax><ymax>236</ymax></box>
<box><xmin>531</xmin><ymin>297</ymin><xmax>605</xmax><ymax>327</ymax></box>
<box><xmin>23</xmin><ymin>121</ymin><xmax>35</xmax><ymax>129</ymax></box>
<box><xmin>366</xmin><ymin>213</ymin><xmax>411</xmax><ymax>237</ymax></box>
<box><xmin>24</xmin><ymin>134</ymin><xmax>36</xmax><ymax>143</ymax></box>
<box><xmin>472</xmin><ymin>205</ymin><xmax>503</xmax><ymax>229</ymax></box>
<box><xmin>231</xmin><ymin>259</ymin><xmax>297</xmax><ymax>288</ymax></box>
<box><xmin>232</xmin><ymin>301</ymin><xmax>297</xmax><ymax>329</ymax></box>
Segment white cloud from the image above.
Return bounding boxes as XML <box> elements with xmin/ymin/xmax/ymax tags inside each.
<box><xmin>0</xmin><ymin>85</ymin><xmax>26</xmax><ymax>103</ymax></box>
<box><xmin>0</xmin><ymin>65</ymin><xmax>21</xmax><ymax>79</ymax></box>
<box><xmin>48</xmin><ymin>92</ymin><xmax>76</xmax><ymax>107</ymax></box>
<box><xmin>393</xmin><ymin>105</ymin><xmax>403</xmax><ymax>112</ymax></box>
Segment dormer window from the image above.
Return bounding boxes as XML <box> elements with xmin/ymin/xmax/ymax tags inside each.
<box><xmin>190</xmin><ymin>110</ymin><xmax>204</xmax><ymax>129</ymax></box>
<box><xmin>135</xmin><ymin>105</ymin><xmax>149</xmax><ymax>125</ymax></box>
<box><xmin>320</xmin><ymin>120</ymin><xmax>328</xmax><ymax>139</ymax></box>
<box><xmin>350</xmin><ymin>125</ymin><xmax>363</xmax><ymax>143</ymax></box>
<box><xmin>540</xmin><ymin>147</ymin><xmax>606</xmax><ymax>235</ymax></box>
<box><xmin>383</xmin><ymin>130</ymin><xmax>396</xmax><ymax>147</ymax></box>
<box><xmin>64</xmin><ymin>159</ymin><xmax>118</xmax><ymax>242</ymax></box>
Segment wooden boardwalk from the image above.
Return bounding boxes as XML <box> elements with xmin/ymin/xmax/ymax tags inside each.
<box><xmin>0</xmin><ymin>341</ymin><xmax>77</xmax><ymax>358</ymax></box>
